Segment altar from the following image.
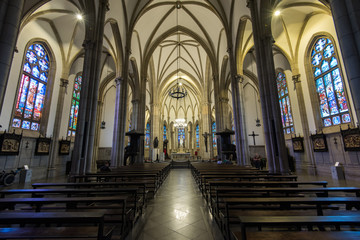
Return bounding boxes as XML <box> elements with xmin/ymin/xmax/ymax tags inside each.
<box><xmin>171</xmin><ymin>152</ymin><xmax>191</xmax><ymax>162</ymax></box>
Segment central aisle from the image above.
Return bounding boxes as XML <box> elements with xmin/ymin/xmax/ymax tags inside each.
<box><xmin>133</xmin><ymin>168</ymin><xmax>223</xmax><ymax>240</ymax></box>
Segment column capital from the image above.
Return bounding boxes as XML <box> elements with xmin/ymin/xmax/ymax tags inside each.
<box><xmin>235</xmin><ymin>74</ymin><xmax>244</xmax><ymax>83</ymax></box>
<box><xmin>82</xmin><ymin>39</ymin><xmax>94</xmax><ymax>50</ymax></box>
<box><xmin>102</xmin><ymin>0</ymin><xmax>110</xmax><ymax>11</ymax></box>
<box><xmin>219</xmin><ymin>97</ymin><xmax>229</xmax><ymax>103</ymax></box>
<box><xmin>202</xmin><ymin>101</ymin><xmax>211</xmax><ymax>107</ymax></box>
<box><xmin>131</xmin><ymin>98</ymin><xmax>140</xmax><ymax>104</ymax></box>
<box><xmin>246</xmin><ymin>0</ymin><xmax>253</xmax><ymax>8</ymax></box>
<box><xmin>60</xmin><ymin>78</ymin><xmax>69</xmax><ymax>87</ymax></box>
<box><xmin>115</xmin><ymin>77</ymin><xmax>124</xmax><ymax>86</ymax></box>
<box><xmin>292</xmin><ymin>74</ymin><xmax>301</xmax><ymax>90</ymax></box>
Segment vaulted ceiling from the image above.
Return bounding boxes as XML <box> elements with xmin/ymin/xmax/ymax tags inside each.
<box><xmin>20</xmin><ymin>0</ymin><xmax>330</xmax><ymax>123</ymax></box>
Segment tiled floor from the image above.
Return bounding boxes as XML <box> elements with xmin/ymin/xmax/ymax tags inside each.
<box><xmin>129</xmin><ymin>169</ymin><xmax>223</xmax><ymax>240</ymax></box>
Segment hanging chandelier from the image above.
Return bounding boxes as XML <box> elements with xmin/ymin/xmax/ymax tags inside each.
<box><xmin>174</xmin><ymin>118</ymin><xmax>187</xmax><ymax>128</ymax></box>
<box><xmin>169</xmin><ymin>81</ymin><xmax>187</xmax><ymax>99</ymax></box>
<box><xmin>169</xmin><ymin>1</ymin><xmax>187</xmax><ymax>100</ymax></box>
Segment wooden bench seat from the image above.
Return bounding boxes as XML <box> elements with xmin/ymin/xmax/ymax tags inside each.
<box><xmin>208</xmin><ymin>187</ymin><xmax>360</xmax><ymax>215</ymax></box>
<box><xmin>0</xmin><ymin>212</ymin><xmax>114</xmax><ymax>239</ymax></box>
<box><xmin>234</xmin><ymin>215</ymin><xmax>360</xmax><ymax>240</ymax></box>
<box><xmin>232</xmin><ymin>230</ymin><xmax>360</xmax><ymax>240</ymax></box>
<box><xmin>0</xmin><ymin>226</ymin><xmax>114</xmax><ymax>239</ymax></box>
<box><xmin>0</xmin><ymin>187</ymin><xmax>144</xmax><ymax>222</ymax></box>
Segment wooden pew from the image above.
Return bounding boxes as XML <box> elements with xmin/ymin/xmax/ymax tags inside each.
<box><xmin>0</xmin><ymin>196</ymin><xmax>128</xmax><ymax>236</ymax></box>
<box><xmin>0</xmin><ymin>211</ymin><xmax>114</xmax><ymax>239</ymax></box>
<box><xmin>0</xmin><ymin>187</ymin><xmax>144</xmax><ymax>223</ymax></box>
<box><xmin>70</xmin><ymin>174</ymin><xmax>159</xmax><ymax>197</ymax></box>
<box><xmin>221</xmin><ymin>197</ymin><xmax>360</xmax><ymax>239</ymax></box>
<box><xmin>209</xmin><ymin>186</ymin><xmax>360</xmax><ymax>216</ymax></box>
<box><xmin>233</xmin><ymin>231</ymin><xmax>360</xmax><ymax>240</ymax></box>
<box><xmin>32</xmin><ymin>181</ymin><xmax>149</xmax><ymax>204</ymax></box>
<box><xmin>206</xmin><ymin>180</ymin><xmax>328</xmax><ymax>200</ymax></box>
<box><xmin>233</xmin><ymin>215</ymin><xmax>360</xmax><ymax>240</ymax></box>
<box><xmin>200</xmin><ymin>175</ymin><xmax>298</xmax><ymax>195</ymax></box>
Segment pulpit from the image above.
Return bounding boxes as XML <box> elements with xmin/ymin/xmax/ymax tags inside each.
<box><xmin>125</xmin><ymin>130</ymin><xmax>144</xmax><ymax>164</ymax></box>
<box><xmin>216</xmin><ymin>128</ymin><xmax>236</xmax><ymax>161</ymax></box>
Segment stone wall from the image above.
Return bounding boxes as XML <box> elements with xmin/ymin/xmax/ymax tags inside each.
<box><xmin>287</xmin><ymin>133</ymin><xmax>360</xmax><ymax>180</ymax></box>
<box><xmin>0</xmin><ymin>137</ymin><xmax>71</xmax><ymax>181</ymax></box>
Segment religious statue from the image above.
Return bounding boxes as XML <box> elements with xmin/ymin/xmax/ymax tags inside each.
<box><xmin>153</xmin><ymin>137</ymin><xmax>159</xmax><ymax>148</ymax></box>
<box><xmin>202</xmin><ymin>132</ymin><xmax>209</xmax><ymax>152</ymax></box>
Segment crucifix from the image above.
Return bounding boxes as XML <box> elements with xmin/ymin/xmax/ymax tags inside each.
<box><xmin>248</xmin><ymin>131</ymin><xmax>259</xmax><ymax>145</ymax></box>
<box><xmin>202</xmin><ymin>132</ymin><xmax>210</xmax><ymax>152</ymax></box>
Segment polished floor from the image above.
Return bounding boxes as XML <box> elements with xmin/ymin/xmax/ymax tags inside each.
<box><xmin>129</xmin><ymin>169</ymin><xmax>223</xmax><ymax>240</ymax></box>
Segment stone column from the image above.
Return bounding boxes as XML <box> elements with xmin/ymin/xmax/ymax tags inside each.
<box><xmin>219</xmin><ymin>97</ymin><xmax>230</xmax><ymax>130</ymax></box>
<box><xmin>201</xmin><ymin>101</ymin><xmax>212</xmax><ymax>160</ymax></box>
<box><xmin>47</xmin><ymin>78</ymin><xmax>68</xmax><ymax>177</ymax></box>
<box><xmin>231</xmin><ymin>75</ymin><xmax>249</xmax><ymax>165</ymax></box>
<box><xmin>247</xmin><ymin>0</ymin><xmax>289</xmax><ymax>174</ymax></box>
<box><xmin>171</xmin><ymin>128</ymin><xmax>174</xmax><ymax>153</ymax></box>
<box><xmin>93</xmin><ymin>100</ymin><xmax>103</xmax><ymax>164</ymax></box>
<box><xmin>70</xmin><ymin>0</ymin><xmax>109</xmax><ymax>175</ymax></box>
<box><xmin>0</xmin><ymin>0</ymin><xmax>24</xmax><ymax>114</ymax></box>
<box><xmin>292</xmin><ymin>74</ymin><xmax>316</xmax><ymax>172</ymax></box>
<box><xmin>330</xmin><ymin>0</ymin><xmax>360</xmax><ymax>121</ymax></box>
<box><xmin>150</xmin><ymin>103</ymin><xmax>160</xmax><ymax>160</ymax></box>
<box><xmin>111</xmin><ymin>77</ymin><xmax>126</xmax><ymax>167</ymax></box>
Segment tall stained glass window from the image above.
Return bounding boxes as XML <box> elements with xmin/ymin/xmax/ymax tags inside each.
<box><xmin>212</xmin><ymin>122</ymin><xmax>217</xmax><ymax>148</ymax></box>
<box><xmin>163</xmin><ymin>125</ymin><xmax>167</xmax><ymax>140</ymax></box>
<box><xmin>276</xmin><ymin>71</ymin><xmax>295</xmax><ymax>134</ymax></box>
<box><xmin>68</xmin><ymin>74</ymin><xmax>82</xmax><ymax>137</ymax></box>
<box><xmin>196</xmin><ymin>124</ymin><xmax>200</xmax><ymax>148</ymax></box>
<box><xmin>145</xmin><ymin>122</ymin><xmax>150</xmax><ymax>148</ymax></box>
<box><xmin>178</xmin><ymin>128</ymin><xmax>185</xmax><ymax>147</ymax></box>
<box><xmin>12</xmin><ymin>43</ymin><xmax>50</xmax><ymax>131</ymax></box>
<box><xmin>311</xmin><ymin>37</ymin><xmax>351</xmax><ymax>127</ymax></box>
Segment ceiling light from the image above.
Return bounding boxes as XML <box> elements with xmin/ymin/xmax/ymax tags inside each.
<box><xmin>76</xmin><ymin>13</ymin><xmax>83</xmax><ymax>20</ymax></box>
<box><xmin>274</xmin><ymin>10</ymin><xmax>281</xmax><ymax>16</ymax></box>
<box><xmin>169</xmin><ymin>1</ymin><xmax>187</xmax><ymax>100</ymax></box>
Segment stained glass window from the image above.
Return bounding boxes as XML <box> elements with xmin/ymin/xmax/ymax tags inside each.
<box><xmin>163</xmin><ymin>125</ymin><xmax>167</xmax><ymax>140</ymax></box>
<box><xmin>12</xmin><ymin>43</ymin><xmax>50</xmax><ymax>131</ymax></box>
<box><xmin>145</xmin><ymin>122</ymin><xmax>150</xmax><ymax>148</ymax></box>
<box><xmin>212</xmin><ymin>122</ymin><xmax>217</xmax><ymax>148</ymax></box>
<box><xmin>311</xmin><ymin>37</ymin><xmax>350</xmax><ymax>127</ymax></box>
<box><xmin>276</xmin><ymin>71</ymin><xmax>295</xmax><ymax>134</ymax></box>
<box><xmin>68</xmin><ymin>74</ymin><xmax>82</xmax><ymax>137</ymax></box>
<box><xmin>196</xmin><ymin>124</ymin><xmax>200</xmax><ymax>148</ymax></box>
<box><xmin>178</xmin><ymin>128</ymin><xmax>185</xmax><ymax>147</ymax></box>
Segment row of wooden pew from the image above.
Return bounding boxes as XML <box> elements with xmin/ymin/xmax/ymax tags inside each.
<box><xmin>191</xmin><ymin>162</ymin><xmax>360</xmax><ymax>240</ymax></box>
<box><xmin>0</xmin><ymin>162</ymin><xmax>171</xmax><ymax>239</ymax></box>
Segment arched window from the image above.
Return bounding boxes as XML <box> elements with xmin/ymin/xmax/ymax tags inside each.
<box><xmin>276</xmin><ymin>71</ymin><xmax>294</xmax><ymax>134</ymax></box>
<box><xmin>12</xmin><ymin>43</ymin><xmax>51</xmax><ymax>131</ymax></box>
<box><xmin>311</xmin><ymin>37</ymin><xmax>351</xmax><ymax>127</ymax></box>
<box><xmin>178</xmin><ymin>128</ymin><xmax>185</xmax><ymax>147</ymax></box>
<box><xmin>67</xmin><ymin>74</ymin><xmax>82</xmax><ymax>137</ymax></box>
<box><xmin>145</xmin><ymin>122</ymin><xmax>150</xmax><ymax>148</ymax></box>
<box><xmin>212</xmin><ymin>122</ymin><xmax>216</xmax><ymax>148</ymax></box>
<box><xmin>163</xmin><ymin>124</ymin><xmax>167</xmax><ymax>140</ymax></box>
<box><xmin>196</xmin><ymin>124</ymin><xmax>200</xmax><ymax>148</ymax></box>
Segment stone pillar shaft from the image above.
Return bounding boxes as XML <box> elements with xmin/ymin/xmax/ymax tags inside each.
<box><xmin>0</xmin><ymin>0</ymin><xmax>24</xmax><ymax>114</ymax></box>
<box><xmin>330</xmin><ymin>0</ymin><xmax>360</xmax><ymax>121</ymax></box>
<box><xmin>293</xmin><ymin>74</ymin><xmax>316</xmax><ymax>170</ymax></box>
<box><xmin>47</xmin><ymin>78</ymin><xmax>69</xmax><ymax>177</ymax></box>
<box><xmin>71</xmin><ymin>0</ymin><xmax>108</xmax><ymax>175</ymax></box>
<box><xmin>231</xmin><ymin>75</ymin><xmax>249</xmax><ymax>165</ymax></box>
<box><xmin>111</xmin><ymin>77</ymin><xmax>125</xmax><ymax>167</ymax></box>
<box><xmin>247</xmin><ymin>0</ymin><xmax>289</xmax><ymax>173</ymax></box>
